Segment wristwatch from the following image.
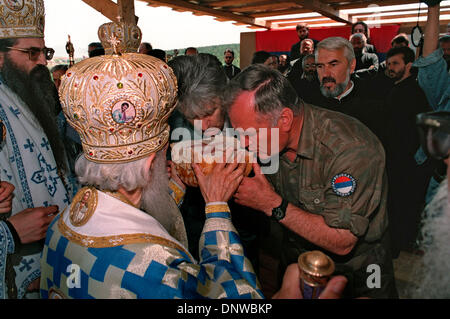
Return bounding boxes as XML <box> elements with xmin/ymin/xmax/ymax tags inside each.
<box><xmin>271</xmin><ymin>198</ymin><xmax>289</xmax><ymax>222</ymax></box>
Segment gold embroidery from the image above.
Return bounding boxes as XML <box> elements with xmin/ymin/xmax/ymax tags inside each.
<box><xmin>98</xmin><ymin>21</ymin><xmax>142</xmax><ymax>55</ymax></box>
<box><xmin>169</xmin><ymin>180</ymin><xmax>185</xmax><ymax>206</ymax></box>
<box><xmin>0</xmin><ymin>0</ymin><xmax>45</xmax><ymax>39</ymax></box>
<box><xmin>205</xmin><ymin>204</ymin><xmax>230</xmax><ymax>214</ymax></box>
<box><xmin>59</xmin><ymin>27</ymin><xmax>178</xmax><ymax>164</ymax></box>
<box><xmin>69</xmin><ymin>187</ymin><xmax>98</xmax><ymax>227</ymax></box>
<box><xmin>58</xmin><ymin>216</ymin><xmax>189</xmax><ymax>256</ymax></box>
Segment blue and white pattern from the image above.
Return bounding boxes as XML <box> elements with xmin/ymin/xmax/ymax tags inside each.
<box><xmin>0</xmin><ymin>78</ymin><xmax>72</xmax><ymax>299</ymax></box>
<box><xmin>40</xmin><ymin>194</ymin><xmax>263</xmax><ymax>299</ymax></box>
<box><xmin>0</xmin><ymin>221</ymin><xmax>15</xmax><ymax>299</ymax></box>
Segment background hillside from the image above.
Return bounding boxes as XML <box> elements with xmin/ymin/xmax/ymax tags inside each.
<box><xmin>50</xmin><ymin>43</ymin><xmax>240</xmax><ymax>68</ymax></box>
<box><xmin>166</xmin><ymin>43</ymin><xmax>240</xmax><ymax>65</ymax></box>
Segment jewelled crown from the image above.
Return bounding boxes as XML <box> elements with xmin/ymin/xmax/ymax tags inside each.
<box><xmin>98</xmin><ymin>19</ymin><xmax>142</xmax><ymax>54</ymax></box>
<box><xmin>59</xmin><ymin>22</ymin><xmax>178</xmax><ymax>164</ymax></box>
<box><xmin>0</xmin><ymin>0</ymin><xmax>45</xmax><ymax>39</ymax></box>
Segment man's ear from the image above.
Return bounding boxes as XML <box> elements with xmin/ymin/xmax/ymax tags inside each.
<box><xmin>350</xmin><ymin>58</ymin><xmax>356</xmax><ymax>74</ymax></box>
<box><xmin>145</xmin><ymin>152</ymin><xmax>157</xmax><ymax>172</ymax></box>
<box><xmin>277</xmin><ymin>108</ymin><xmax>294</xmax><ymax>132</ymax></box>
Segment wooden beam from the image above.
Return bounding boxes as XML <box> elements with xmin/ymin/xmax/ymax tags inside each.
<box><xmin>144</xmin><ymin>0</ymin><xmax>272</xmax><ymax>28</ymax></box>
<box><xmin>294</xmin><ymin>0</ymin><xmax>351</xmax><ymax>24</ymax></box>
<box><xmin>267</xmin><ymin>16</ymin><xmax>328</xmax><ymax>23</ymax></box>
<box><xmin>207</xmin><ymin>0</ymin><xmax>269</xmax><ymax>8</ymax></box>
<box><xmin>250</xmin><ymin>8</ymin><xmax>309</xmax><ymax>18</ymax></box>
<box><xmin>275</xmin><ymin>19</ymin><xmax>338</xmax><ymax>28</ymax></box>
<box><xmin>329</xmin><ymin>0</ymin><xmax>419</xmax><ymax>11</ymax></box>
<box><xmin>231</xmin><ymin>2</ymin><xmax>302</xmax><ymax>14</ymax></box>
<box><xmin>82</xmin><ymin>0</ymin><xmax>138</xmax><ymax>24</ymax></box>
<box><xmin>118</xmin><ymin>0</ymin><xmax>139</xmax><ymax>24</ymax></box>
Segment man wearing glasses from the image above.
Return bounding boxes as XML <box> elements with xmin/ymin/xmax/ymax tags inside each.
<box><xmin>0</xmin><ymin>0</ymin><xmax>72</xmax><ymax>299</ymax></box>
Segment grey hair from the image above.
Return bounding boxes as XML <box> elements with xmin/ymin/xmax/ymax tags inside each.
<box><xmin>75</xmin><ymin>155</ymin><xmax>151</xmax><ymax>191</ymax></box>
<box><xmin>349</xmin><ymin>32</ymin><xmax>367</xmax><ymax>45</ymax></box>
<box><xmin>302</xmin><ymin>54</ymin><xmax>316</xmax><ymax>69</ymax></box>
<box><xmin>224</xmin><ymin>63</ymin><xmax>302</xmax><ymax>125</ymax></box>
<box><xmin>301</xmin><ymin>38</ymin><xmax>314</xmax><ymax>46</ymax></box>
<box><xmin>168</xmin><ymin>53</ymin><xmax>227</xmax><ymax>119</ymax></box>
<box><xmin>316</xmin><ymin>37</ymin><xmax>355</xmax><ymax>65</ymax></box>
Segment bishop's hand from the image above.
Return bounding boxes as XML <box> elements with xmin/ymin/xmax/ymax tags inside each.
<box><xmin>193</xmin><ymin>161</ymin><xmax>246</xmax><ymax>204</ymax></box>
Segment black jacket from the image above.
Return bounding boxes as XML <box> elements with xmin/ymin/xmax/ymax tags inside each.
<box><xmin>289</xmin><ymin>38</ymin><xmax>319</xmax><ymax>61</ymax></box>
<box><xmin>355</xmin><ymin>52</ymin><xmax>379</xmax><ymax>78</ymax></box>
<box><xmin>223</xmin><ymin>64</ymin><xmax>241</xmax><ymax>80</ymax></box>
<box><xmin>308</xmin><ymin>77</ymin><xmax>387</xmax><ymax>143</ymax></box>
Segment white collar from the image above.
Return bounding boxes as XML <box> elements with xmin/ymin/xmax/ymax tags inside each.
<box><xmin>62</xmin><ymin>189</ymin><xmax>186</xmax><ymax>249</ymax></box>
<box><xmin>334</xmin><ymin>81</ymin><xmax>354</xmax><ymax>101</ymax></box>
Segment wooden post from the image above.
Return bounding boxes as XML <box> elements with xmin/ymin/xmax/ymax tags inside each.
<box><xmin>81</xmin><ymin>0</ymin><xmax>138</xmax><ymax>24</ymax></box>
<box><xmin>118</xmin><ymin>0</ymin><xmax>138</xmax><ymax>25</ymax></box>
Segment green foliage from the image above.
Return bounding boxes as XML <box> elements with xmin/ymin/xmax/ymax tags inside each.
<box><xmin>166</xmin><ymin>43</ymin><xmax>240</xmax><ymax>66</ymax></box>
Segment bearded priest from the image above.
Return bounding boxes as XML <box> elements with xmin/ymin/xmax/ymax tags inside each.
<box><xmin>39</xmin><ymin>20</ymin><xmax>263</xmax><ymax>299</ymax></box>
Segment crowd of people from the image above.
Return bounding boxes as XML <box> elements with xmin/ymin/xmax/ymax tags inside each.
<box><xmin>0</xmin><ymin>0</ymin><xmax>449</xmax><ymax>300</ymax></box>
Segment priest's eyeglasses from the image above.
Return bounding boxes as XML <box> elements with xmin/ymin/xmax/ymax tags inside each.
<box><xmin>417</xmin><ymin>111</ymin><xmax>450</xmax><ymax>160</ymax></box>
<box><xmin>6</xmin><ymin>46</ymin><xmax>55</xmax><ymax>61</ymax></box>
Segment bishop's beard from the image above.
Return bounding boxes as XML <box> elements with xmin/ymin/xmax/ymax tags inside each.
<box><xmin>140</xmin><ymin>150</ymin><xmax>188</xmax><ymax>248</ymax></box>
<box><xmin>410</xmin><ymin>179</ymin><xmax>450</xmax><ymax>298</ymax></box>
<box><xmin>1</xmin><ymin>57</ymin><xmax>67</xmax><ymax>174</ymax></box>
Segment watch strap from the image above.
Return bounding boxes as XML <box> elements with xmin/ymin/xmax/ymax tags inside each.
<box><xmin>271</xmin><ymin>198</ymin><xmax>289</xmax><ymax>221</ymax></box>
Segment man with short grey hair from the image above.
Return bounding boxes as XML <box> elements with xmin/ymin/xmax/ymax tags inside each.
<box><xmin>350</xmin><ymin>33</ymin><xmax>379</xmax><ymax>77</ymax></box>
<box><xmin>310</xmin><ymin>37</ymin><xmax>386</xmax><ymax>142</ymax></box>
<box><xmin>225</xmin><ymin>63</ymin><xmax>398</xmax><ymax>298</ymax></box>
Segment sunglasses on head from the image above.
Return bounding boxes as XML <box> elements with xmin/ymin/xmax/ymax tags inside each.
<box><xmin>6</xmin><ymin>46</ymin><xmax>55</xmax><ymax>61</ymax></box>
<box><xmin>417</xmin><ymin>111</ymin><xmax>450</xmax><ymax>160</ymax></box>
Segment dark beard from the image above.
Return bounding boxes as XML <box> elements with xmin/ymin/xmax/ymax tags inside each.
<box><xmin>1</xmin><ymin>58</ymin><xmax>67</xmax><ymax>173</ymax></box>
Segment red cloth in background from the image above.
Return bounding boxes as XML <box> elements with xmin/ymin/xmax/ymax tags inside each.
<box><xmin>255</xmin><ymin>25</ymin><xmax>400</xmax><ymax>54</ymax></box>
<box><xmin>369</xmin><ymin>25</ymin><xmax>401</xmax><ymax>53</ymax></box>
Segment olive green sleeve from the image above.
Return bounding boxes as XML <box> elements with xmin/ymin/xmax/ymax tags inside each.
<box><xmin>318</xmin><ymin>143</ymin><xmax>386</xmax><ymax>237</ymax></box>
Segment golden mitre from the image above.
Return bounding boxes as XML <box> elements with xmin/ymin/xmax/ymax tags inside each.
<box><xmin>59</xmin><ymin>22</ymin><xmax>178</xmax><ymax>164</ymax></box>
<box><xmin>0</xmin><ymin>0</ymin><xmax>45</xmax><ymax>39</ymax></box>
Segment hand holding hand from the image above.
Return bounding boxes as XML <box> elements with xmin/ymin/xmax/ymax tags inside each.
<box><xmin>8</xmin><ymin>205</ymin><xmax>58</xmax><ymax>244</ymax></box>
<box><xmin>193</xmin><ymin>161</ymin><xmax>246</xmax><ymax>203</ymax></box>
<box><xmin>234</xmin><ymin>162</ymin><xmax>281</xmax><ymax>214</ymax></box>
<box><xmin>0</xmin><ymin>181</ymin><xmax>15</xmax><ymax>214</ymax></box>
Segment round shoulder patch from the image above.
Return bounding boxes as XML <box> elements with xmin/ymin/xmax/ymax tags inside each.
<box><xmin>331</xmin><ymin>173</ymin><xmax>356</xmax><ymax>197</ymax></box>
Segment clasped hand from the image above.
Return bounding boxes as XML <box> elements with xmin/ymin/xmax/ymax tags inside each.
<box><xmin>193</xmin><ymin>161</ymin><xmax>246</xmax><ymax>203</ymax></box>
<box><xmin>233</xmin><ymin>162</ymin><xmax>281</xmax><ymax>215</ymax></box>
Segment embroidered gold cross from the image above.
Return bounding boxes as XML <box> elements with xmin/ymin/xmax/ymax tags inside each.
<box><xmin>108</xmin><ymin>33</ymin><xmax>121</xmax><ymax>55</ymax></box>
